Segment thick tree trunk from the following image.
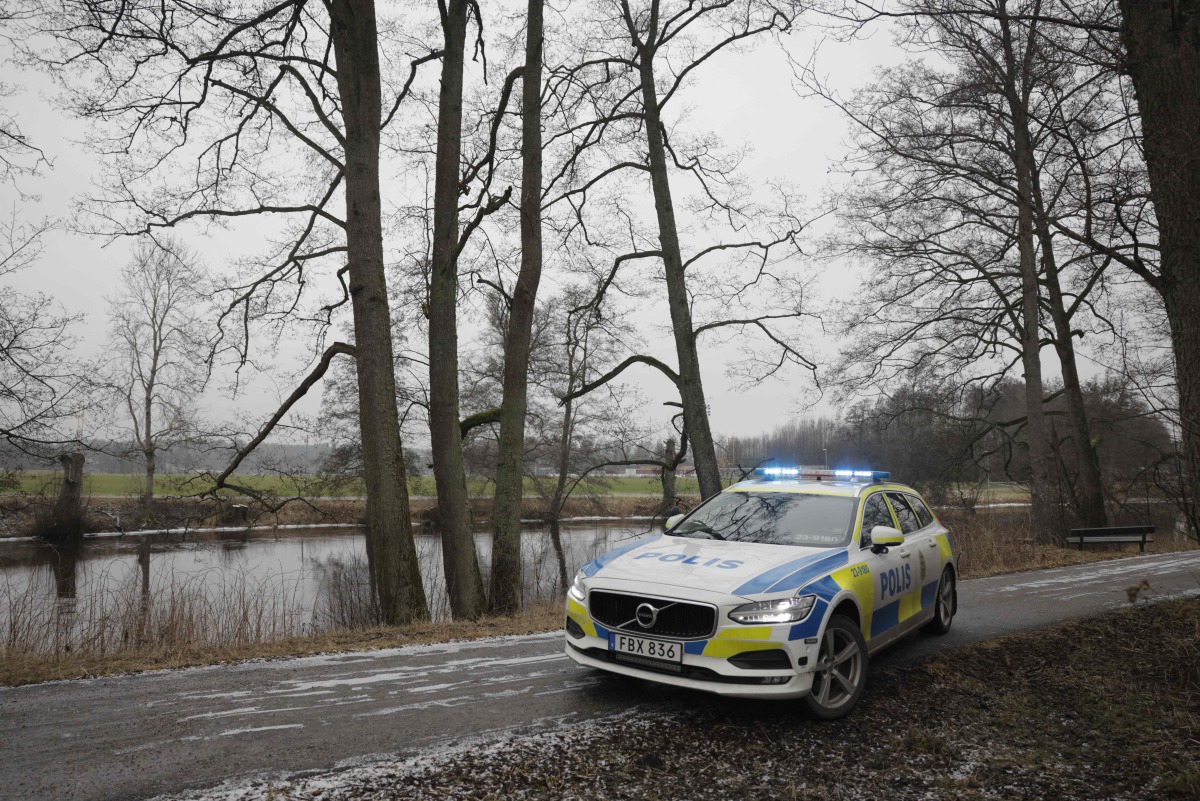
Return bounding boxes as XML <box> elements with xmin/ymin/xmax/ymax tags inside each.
<box><xmin>329</xmin><ymin>0</ymin><xmax>428</xmax><ymax>625</ymax></box>
<box><xmin>47</xmin><ymin>452</ymin><xmax>86</xmax><ymax>542</ymax></box>
<box><xmin>1117</xmin><ymin>0</ymin><xmax>1200</xmax><ymax>534</ymax></box>
<box><xmin>636</xmin><ymin>50</ymin><xmax>723</xmax><ymax>500</ymax></box>
<box><xmin>999</xmin><ymin>7</ymin><xmax>1058</xmax><ymax>543</ymax></box>
<box><xmin>430</xmin><ymin>0</ymin><xmax>487</xmax><ymax>620</ymax></box>
<box><xmin>490</xmin><ymin>0</ymin><xmax>545</xmax><ymax>614</ymax></box>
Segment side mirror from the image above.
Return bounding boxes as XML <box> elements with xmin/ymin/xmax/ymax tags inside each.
<box><xmin>870</xmin><ymin>525</ymin><xmax>904</xmax><ymax>553</ymax></box>
<box><xmin>665</xmin><ymin>513</ymin><xmax>684</xmax><ymax>531</ymax></box>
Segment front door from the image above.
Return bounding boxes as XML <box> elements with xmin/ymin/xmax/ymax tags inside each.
<box><xmin>858</xmin><ymin>491</ymin><xmax>914</xmax><ymax>649</ymax></box>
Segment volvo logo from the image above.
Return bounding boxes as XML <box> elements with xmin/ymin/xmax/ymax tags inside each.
<box><xmin>635</xmin><ymin>602</ymin><xmax>659</xmax><ymax>629</ymax></box>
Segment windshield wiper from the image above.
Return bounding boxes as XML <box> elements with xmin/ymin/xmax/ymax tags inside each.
<box><xmin>680</xmin><ymin>525</ymin><xmax>725</xmax><ymax>541</ymax></box>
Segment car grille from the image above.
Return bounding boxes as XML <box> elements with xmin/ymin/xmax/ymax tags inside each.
<box><xmin>589</xmin><ymin>590</ymin><xmax>716</xmax><ymax>639</ymax></box>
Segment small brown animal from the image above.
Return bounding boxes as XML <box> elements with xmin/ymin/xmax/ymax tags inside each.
<box><xmin>1125</xmin><ymin>579</ymin><xmax>1151</xmax><ymax>603</ymax></box>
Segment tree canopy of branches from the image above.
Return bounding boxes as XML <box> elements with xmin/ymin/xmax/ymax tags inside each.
<box><xmin>105</xmin><ymin>237</ymin><xmax>210</xmax><ymax>503</ymax></box>
<box><xmin>811</xmin><ymin>0</ymin><xmax>1149</xmax><ymax>539</ymax></box>
<box><xmin>36</xmin><ymin>0</ymin><xmax>431</xmax><ymax>623</ymax></box>
<box><xmin>542</xmin><ymin>0</ymin><xmax>815</xmax><ymax>502</ymax></box>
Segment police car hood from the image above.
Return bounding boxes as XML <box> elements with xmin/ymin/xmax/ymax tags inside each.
<box><xmin>583</xmin><ymin>534</ymin><xmax>850</xmax><ymax>599</ymax></box>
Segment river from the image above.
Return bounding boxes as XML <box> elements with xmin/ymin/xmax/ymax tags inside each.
<box><xmin>0</xmin><ymin>521</ymin><xmax>659</xmax><ymax>651</ymax></box>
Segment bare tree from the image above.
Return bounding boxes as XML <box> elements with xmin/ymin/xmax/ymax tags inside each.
<box><xmin>0</xmin><ymin>212</ymin><xmax>84</xmax><ymax>455</ymax></box>
<box><xmin>490</xmin><ymin>0</ymin><xmax>546</xmax><ymax>615</ymax></box>
<box><xmin>1111</xmin><ymin>0</ymin><xmax>1200</xmax><ymax>531</ymax></box>
<box><xmin>105</xmin><ymin>237</ymin><xmax>209</xmax><ymax>503</ymax></box>
<box><xmin>427</xmin><ymin>0</ymin><xmax>490</xmax><ymax>620</ymax></box>
<box><xmin>35</xmin><ymin>0</ymin><xmax>433</xmax><ymax>624</ymax></box>
<box><xmin>805</xmin><ymin>0</ymin><xmax>1132</xmax><ymax>537</ymax></box>
<box><xmin>0</xmin><ymin>1</ymin><xmax>49</xmax><ymax>189</ymax></box>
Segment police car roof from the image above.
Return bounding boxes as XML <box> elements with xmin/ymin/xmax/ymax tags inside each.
<box><xmin>726</xmin><ymin>478</ymin><xmax>915</xmax><ymax>498</ymax></box>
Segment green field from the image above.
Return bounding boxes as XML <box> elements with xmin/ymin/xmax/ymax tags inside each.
<box><xmin>7</xmin><ymin>471</ymin><xmax>699</xmax><ymax>498</ymax></box>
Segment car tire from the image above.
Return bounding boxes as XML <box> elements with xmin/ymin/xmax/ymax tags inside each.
<box><xmin>803</xmin><ymin>615</ymin><xmax>868</xmax><ymax>721</ymax></box>
<box><xmin>922</xmin><ymin>566</ymin><xmax>956</xmax><ymax>635</ymax></box>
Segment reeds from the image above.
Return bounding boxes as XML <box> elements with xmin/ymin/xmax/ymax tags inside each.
<box><xmin>1</xmin><ymin>564</ymin><xmax>307</xmax><ymax>660</ymax></box>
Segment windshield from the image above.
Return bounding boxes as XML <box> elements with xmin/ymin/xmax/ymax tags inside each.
<box><xmin>670</xmin><ymin>492</ymin><xmax>857</xmax><ymax>548</ymax></box>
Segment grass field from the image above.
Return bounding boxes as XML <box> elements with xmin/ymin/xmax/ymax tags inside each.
<box><xmin>6</xmin><ymin>471</ymin><xmax>701</xmax><ymax>498</ymax></box>
<box><xmin>7</xmin><ymin>470</ymin><xmax>1033</xmax><ymax>502</ymax></box>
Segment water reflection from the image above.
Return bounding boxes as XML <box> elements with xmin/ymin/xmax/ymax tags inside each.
<box><xmin>0</xmin><ymin>521</ymin><xmax>654</xmax><ymax>638</ymax></box>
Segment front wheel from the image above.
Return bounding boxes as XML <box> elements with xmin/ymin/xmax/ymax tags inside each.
<box><xmin>803</xmin><ymin>615</ymin><xmax>868</xmax><ymax>720</ymax></box>
<box><xmin>922</xmin><ymin>566</ymin><xmax>956</xmax><ymax>635</ymax></box>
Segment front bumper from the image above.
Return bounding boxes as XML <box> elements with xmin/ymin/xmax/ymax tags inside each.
<box><xmin>564</xmin><ymin>593</ymin><xmax>820</xmax><ymax>700</ymax></box>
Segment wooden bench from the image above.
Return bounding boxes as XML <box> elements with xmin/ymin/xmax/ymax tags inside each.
<box><xmin>1067</xmin><ymin>525</ymin><xmax>1156</xmax><ymax>553</ymax></box>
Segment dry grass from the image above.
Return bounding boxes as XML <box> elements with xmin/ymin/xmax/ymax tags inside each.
<box><xmin>938</xmin><ymin>507</ymin><xmax>1197</xmax><ymax>579</ymax></box>
<box><xmin>0</xmin><ymin>599</ymin><xmax>564</xmax><ymax>687</ymax></box>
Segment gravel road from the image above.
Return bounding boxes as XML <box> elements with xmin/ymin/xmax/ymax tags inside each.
<box><xmin>2</xmin><ymin>550</ymin><xmax>1198</xmax><ymax>801</ymax></box>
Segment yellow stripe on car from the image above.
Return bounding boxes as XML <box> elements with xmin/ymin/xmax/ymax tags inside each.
<box><xmin>830</xmin><ymin>563</ymin><xmax>874</xmax><ymax>640</ymax></box>
<box><xmin>701</xmin><ymin>626</ymin><xmax>778</xmax><ymax>658</ymax></box>
<box><xmin>567</xmin><ymin>597</ymin><xmax>597</xmax><ymax>637</ymax></box>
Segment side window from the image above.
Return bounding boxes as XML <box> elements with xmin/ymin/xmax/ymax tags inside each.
<box><xmin>859</xmin><ymin>494</ymin><xmax>893</xmax><ymax>548</ymax></box>
<box><xmin>906</xmin><ymin>494</ymin><xmax>935</xmax><ymax>528</ymax></box>
<box><xmin>886</xmin><ymin>493</ymin><xmax>921</xmax><ymax>534</ymax></box>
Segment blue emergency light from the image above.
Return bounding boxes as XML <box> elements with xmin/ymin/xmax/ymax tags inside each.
<box><xmin>754</xmin><ymin>467</ymin><xmax>891</xmax><ymax>481</ymax></box>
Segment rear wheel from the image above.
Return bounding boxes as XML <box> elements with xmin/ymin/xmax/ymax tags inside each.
<box><xmin>803</xmin><ymin>615</ymin><xmax>868</xmax><ymax>720</ymax></box>
<box><xmin>922</xmin><ymin>567</ymin><xmax>956</xmax><ymax>635</ymax></box>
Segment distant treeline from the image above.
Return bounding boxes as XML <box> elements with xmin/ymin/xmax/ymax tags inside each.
<box><xmin>0</xmin><ymin>442</ymin><xmax>335</xmax><ymax>476</ymax></box>
<box><xmin>722</xmin><ymin>376</ymin><xmax>1174</xmax><ymax>509</ymax></box>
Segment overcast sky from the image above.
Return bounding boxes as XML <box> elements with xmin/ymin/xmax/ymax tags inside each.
<box><xmin>1</xmin><ymin>8</ymin><xmax>1098</xmax><ymax>449</ymax></box>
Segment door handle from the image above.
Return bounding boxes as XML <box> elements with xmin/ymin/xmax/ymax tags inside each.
<box><xmin>897</xmin><ymin>549</ymin><xmax>911</xmax><ymax>558</ymax></box>
<box><xmin>927</xmin><ymin>541</ymin><xmax>938</xmax><ymax>548</ymax></box>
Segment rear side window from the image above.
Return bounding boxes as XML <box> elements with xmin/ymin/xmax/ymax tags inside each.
<box><xmin>886</xmin><ymin>493</ymin><xmax>921</xmax><ymax>534</ymax></box>
<box><xmin>906</xmin><ymin>494</ymin><xmax>935</xmax><ymax>527</ymax></box>
<box><xmin>859</xmin><ymin>493</ymin><xmax>893</xmax><ymax>547</ymax></box>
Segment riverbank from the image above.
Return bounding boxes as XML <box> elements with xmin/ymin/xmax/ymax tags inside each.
<box><xmin>0</xmin><ymin>492</ymin><xmax>686</xmax><ymax>539</ymax></box>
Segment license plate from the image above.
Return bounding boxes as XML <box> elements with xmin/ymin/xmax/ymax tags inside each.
<box><xmin>610</xmin><ymin>632</ymin><xmax>682</xmax><ymax>663</ymax></box>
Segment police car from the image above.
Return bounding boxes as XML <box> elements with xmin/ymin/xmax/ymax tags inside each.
<box><xmin>564</xmin><ymin>468</ymin><xmax>957</xmax><ymax>719</ymax></box>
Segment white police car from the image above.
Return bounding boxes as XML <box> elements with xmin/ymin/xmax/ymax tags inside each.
<box><xmin>564</xmin><ymin>468</ymin><xmax>957</xmax><ymax>719</ymax></box>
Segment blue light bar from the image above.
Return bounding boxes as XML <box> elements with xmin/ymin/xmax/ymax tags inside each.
<box><xmin>833</xmin><ymin>469</ymin><xmax>891</xmax><ymax>480</ymax></box>
<box><xmin>758</xmin><ymin>467</ymin><xmax>803</xmax><ymax>478</ymax></box>
<box><xmin>753</xmin><ymin>467</ymin><xmax>891</xmax><ymax>481</ymax></box>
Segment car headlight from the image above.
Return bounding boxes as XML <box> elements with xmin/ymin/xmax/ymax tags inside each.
<box><xmin>568</xmin><ymin>572</ymin><xmax>587</xmax><ymax>603</ymax></box>
<box><xmin>728</xmin><ymin>594</ymin><xmax>817</xmax><ymax>624</ymax></box>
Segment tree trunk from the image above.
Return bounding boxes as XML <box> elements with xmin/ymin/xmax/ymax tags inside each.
<box><xmin>659</xmin><ymin>436</ymin><xmax>677</xmax><ymax>513</ymax></box>
<box><xmin>998</xmin><ymin>6</ymin><xmax>1058</xmax><ymax>543</ymax></box>
<box><xmin>142</xmin><ymin>388</ymin><xmax>155</xmax><ymax>503</ymax></box>
<box><xmin>550</xmin><ymin>394</ymin><xmax>575</xmax><ymax>525</ymax></box>
<box><xmin>490</xmin><ymin>0</ymin><xmax>545</xmax><ymax>614</ymax></box>
<box><xmin>1037</xmin><ymin>227</ymin><xmax>1107</xmax><ymax>527</ymax></box>
<box><xmin>48</xmin><ymin>452</ymin><xmax>86</xmax><ymax>542</ymax></box>
<box><xmin>636</xmin><ymin>49</ymin><xmax>723</xmax><ymax>500</ymax></box>
<box><xmin>430</xmin><ymin>0</ymin><xmax>487</xmax><ymax>620</ymax></box>
<box><xmin>329</xmin><ymin>0</ymin><xmax>428</xmax><ymax>625</ymax></box>
<box><xmin>1117</xmin><ymin>0</ymin><xmax>1200</xmax><ymax>534</ymax></box>
<box><xmin>143</xmin><ymin>447</ymin><xmax>155</xmax><ymax>505</ymax></box>
<box><xmin>548</xmin><ymin>517</ymin><xmax>568</xmax><ymax>596</ymax></box>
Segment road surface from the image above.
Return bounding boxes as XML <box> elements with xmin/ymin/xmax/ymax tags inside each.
<box><xmin>2</xmin><ymin>550</ymin><xmax>1199</xmax><ymax>801</ymax></box>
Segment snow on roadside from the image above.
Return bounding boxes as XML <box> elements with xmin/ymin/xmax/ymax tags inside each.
<box><xmin>151</xmin><ymin>709</ymin><xmax>646</xmax><ymax>801</ymax></box>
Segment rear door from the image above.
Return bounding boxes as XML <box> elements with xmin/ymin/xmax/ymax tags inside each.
<box><xmin>885</xmin><ymin>492</ymin><xmax>931</xmax><ymax>631</ymax></box>
<box><xmin>903</xmin><ymin>493</ymin><xmax>944</xmax><ymax>614</ymax></box>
